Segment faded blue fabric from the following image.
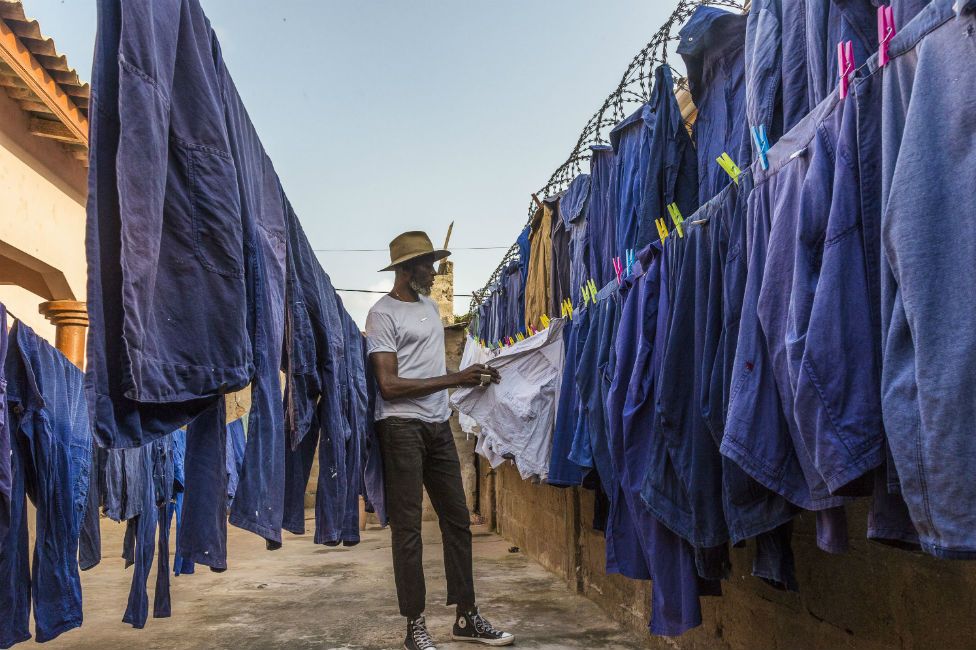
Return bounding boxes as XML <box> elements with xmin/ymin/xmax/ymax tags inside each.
<box><xmin>851</xmin><ymin>50</ymin><xmax>919</xmax><ymax>551</ymax></box>
<box><xmin>219</xmin><ymin>53</ymin><xmax>288</xmax><ymax>549</ymax></box>
<box><xmin>568</xmin><ymin>306</ymin><xmax>594</xmax><ymax>471</ymax></box>
<box><xmin>621</xmin><ymin>244</ymin><xmax>715</xmax><ymax>635</ymax></box>
<box><xmin>606</xmin><ymin>256</ymin><xmax>652</xmax><ymax>581</ymax></box>
<box><xmin>721</xmin><ymin>140</ymin><xmax>843</xmax><ymax>512</ymax></box>
<box><xmin>547</xmin><ymin>316</ymin><xmax>586</xmax><ymax>487</ymax></box>
<box><xmin>586</xmin><ymin>146</ymin><xmax>616</xmax><ymax>288</ymax></box>
<box><xmin>334</xmin><ymin>306</ymin><xmax>367</xmax><ymax>546</ymax></box>
<box><xmin>122</xmin><ymin>435</ymin><xmax>175</xmax><ymax>628</ymax></box>
<box><xmin>742</xmin><ymin>0</ymin><xmax>784</xmax><ymax>165</ymax></box>
<box><xmin>0</xmin><ymin>404</ymin><xmax>30</xmax><ymax>649</ymax></box>
<box><xmin>178</xmin><ymin>400</ymin><xmax>228</xmax><ymax>571</ymax></box>
<box><xmin>678</xmin><ymin>6</ymin><xmax>748</xmax><ymax>205</ymax></box>
<box><xmin>549</xmin><ymin>195</ymin><xmax>572</xmax><ymax>315</ymax></box>
<box><xmin>805</xmin><ymin>0</ymin><xmax>877</xmax><ymax>113</ymax></box>
<box><xmin>589</xmin><ymin>283</ymin><xmax>627</xmax><ymax>574</ymax></box>
<box><xmin>609</xmin><ymin>104</ymin><xmax>653</xmax><ymax>258</ymax></box>
<box><xmin>780</xmin><ymin>0</ymin><xmax>810</xmax><ymax>132</ymax></box>
<box><xmin>641</xmin><ymin>65</ymin><xmax>700</xmax><ymax>250</ymax></box>
<box><xmin>79</xmin><ymin>441</ymin><xmax>104</xmax><ymax>571</ymax></box>
<box><xmin>225</xmin><ymin>418</ymin><xmax>246</xmax><ymax>502</ymax></box>
<box><xmin>516</xmin><ymin>226</ymin><xmax>531</xmax><ymax>329</ymax></box>
<box><xmin>646</xmin><ymin>200</ymin><xmax>727</xmax><ymax>550</ymax></box>
<box><xmin>880</xmin><ymin>0</ymin><xmax>976</xmax><ymax>559</ymax></box>
<box><xmin>86</xmin><ymin>0</ymin><xmax>251</xmax><ymax>450</ymax></box>
<box><xmin>561</xmin><ymin>174</ymin><xmax>591</xmax><ymax>305</ymax></box>
<box><xmin>0</xmin><ymin>305</ymin><xmax>9</xmax><ymax>551</ymax></box>
<box><xmin>759</xmin><ymin>91</ymin><xmax>881</xmax><ymax>497</ymax></box>
<box><xmin>363</xmin><ymin>344</ymin><xmax>388</xmax><ymax>526</ymax></box>
<box><xmin>1</xmin><ymin>322</ymin><xmax>91</xmax><ymax>644</ymax></box>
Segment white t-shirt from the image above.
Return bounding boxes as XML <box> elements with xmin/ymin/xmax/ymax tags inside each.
<box><xmin>365</xmin><ymin>295</ymin><xmax>451</xmax><ymax>423</ymax></box>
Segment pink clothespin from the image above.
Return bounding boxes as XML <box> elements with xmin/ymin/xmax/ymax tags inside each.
<box><xmin>612</xmin><ymin>257</ymin><xmax>623</xmax><ymax>284</ymax></box>
<box><xmin>878</xmin><ymin>5</ymin><xmax>896</xmax><ymax>67</ymax></box>
<box><xmin>837</xmin><ymin>40</ymin><xmax>854</xmax><ymax>99</ymax></box>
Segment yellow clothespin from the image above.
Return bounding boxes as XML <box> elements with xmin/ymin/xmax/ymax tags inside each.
<box><xmin>516</xmin><ymin>332</ymin><xmax>524</xmax><ymax>342</ymax></box>
<box><xmin>716</xmin><ymin>152</ymin><xmax>741</xmax><ymax>185</ymax></box>
<box><xmin>560</xmin><ymin>301</ymin><xmax>567</xmax><ymax>318</ymax></box>
<box><xmin>540</xmin><ymin>314</ymin><xmax>551</xmax><ymax>329</ymax></box>
<box><xmin>581</xmin><ymin>284</ymin><xmax>590</xmax><ymax>305</ymax></box>
<box><xmin>589</xmin><ymin>279</ymin><xmax>598</xmax><ymax>298</ymax></box>
<box><xmin>667</xmin><ymin>203</ymin><xmax>685</xmax><ymax>238</ymax></box>
<box><xmin>655</xmin><ymin>218</ymin><xmax>669</xmax><ymax>244</ymax></box>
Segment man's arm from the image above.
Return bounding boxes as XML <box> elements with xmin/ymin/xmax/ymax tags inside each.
<box><xmin>370</xmin><ymin>351</ymin><xmax>500</xmax><ymax>402</ymax></box>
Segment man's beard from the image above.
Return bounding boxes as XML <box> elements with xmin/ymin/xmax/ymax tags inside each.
<box><xmin>409</xmin><ymin>279</ymin><xmax>432</xmax><ymax>296</ymax></box>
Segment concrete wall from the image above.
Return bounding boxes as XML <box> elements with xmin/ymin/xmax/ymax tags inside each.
<box><xmin>0</xmin><ymin>87</ymin><xmax>87</xmax><ymax>343</ymax></box>
<box><xmin>484</xmin><ymin>461</ymin><xmax>976</xmax><ymax>650</ymax></box>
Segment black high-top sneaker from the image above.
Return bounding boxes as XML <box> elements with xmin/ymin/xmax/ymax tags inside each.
<box><xmin>404</xmin><ymin>616</ymin><xmax>437</xmax><ymax>650</ymax></box>
<box><xmin>451</xmin><ymin>606</ymin><xmax>515</xmax><ymax>646</ymax></box>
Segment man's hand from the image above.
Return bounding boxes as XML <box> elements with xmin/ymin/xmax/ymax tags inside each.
<box><xmin>455</xmin><ymin>363</ymin><xmax>501</xmax><ymax>388</ymax></box>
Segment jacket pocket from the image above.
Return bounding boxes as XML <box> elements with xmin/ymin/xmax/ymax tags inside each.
<box><xmin>186</xmin><ymin>144</ymin><xmax>244</xmax><ymax>277</ymax></box>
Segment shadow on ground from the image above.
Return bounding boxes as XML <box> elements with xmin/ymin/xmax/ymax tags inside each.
<box><xmin>38</xmin><ymin>513</ymin><xmax>646</xmax><ymax>649</ymax></box>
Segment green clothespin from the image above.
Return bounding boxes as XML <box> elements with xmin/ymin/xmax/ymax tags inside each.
<box><xmin>716</xmin><ymin>152</ymin><xmax>741</xmax><ymax>185</ymax></box>
<box><xmin>667</xmin><ymin>203</ymin><xmax>685</xmax><ymax>238</ymax></box>
<box><xmin>655</xmin><ymin>218</ymin><xmax>669</xmax><ymax>244</ymax></box>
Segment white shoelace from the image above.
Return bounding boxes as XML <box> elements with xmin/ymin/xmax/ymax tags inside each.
<box><xmin>472</xmin><ymin>612</ymin><xmax>499</xmax><ymax>636</ymax></box>
<box><xmin>411</xmin><ymin>618</ymin><xmax>435</xmax><ymax>648</ymax></box>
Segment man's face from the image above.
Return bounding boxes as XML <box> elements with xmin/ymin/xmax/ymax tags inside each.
<box><xmin>406</xmin><ymin>258</ymin><xmax>436</xmax><ymax>296</ymax></box>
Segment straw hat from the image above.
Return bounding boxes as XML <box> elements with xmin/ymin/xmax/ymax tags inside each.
<box><xmin>379</xmin><ymin>231</ymin><xmax>451</xmax><ymax>272</ymax></box>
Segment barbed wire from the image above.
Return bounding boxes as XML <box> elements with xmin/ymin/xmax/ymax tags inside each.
<box><xmin>468</xmin><ymin>0</ymin><xmax>746</xmax><ymax>314</ymax></box>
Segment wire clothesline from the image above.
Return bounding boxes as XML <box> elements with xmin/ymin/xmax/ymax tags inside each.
<box><xmin>314</xmin><ymin>246</ymin><xmax>511</xmax><ymax>253</ymax></box>
<box><xmin>336</xmin><ymin>288</ymin><xmax>474</xmax><ymax>297</ymax></box>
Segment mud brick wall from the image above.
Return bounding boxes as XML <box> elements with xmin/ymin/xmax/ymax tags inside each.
<box><xmin>486</xmin><ymin>461</ymin><xmax>976</xmax><ymax>649</ymax></box>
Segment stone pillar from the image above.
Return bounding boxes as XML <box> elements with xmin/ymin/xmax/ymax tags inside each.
<box><xmin>38</xmin><ymin>300</ymin><xmax>88</xmax><ymax>368</ymax></box>
<box><xmin>432</xmin><ymin>260</ymin><xmax>455</xmax><ymax>325</ymax></box>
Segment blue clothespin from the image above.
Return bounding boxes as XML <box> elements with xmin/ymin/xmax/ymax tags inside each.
<box><xmin>751</xmin><ymin>124</ymin><xmax>770</xmax><ymax>170</ymax></box>
<box><xmin>625</xmin><ymin>249</ymin><xmax>636</xmax><ymax>276</ymax></box>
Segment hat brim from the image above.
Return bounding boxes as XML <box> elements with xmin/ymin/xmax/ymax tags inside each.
<box><xmin>379</xmin><ymin>249</ymin><xmax>450</xmax><ymax>272</ymax></box>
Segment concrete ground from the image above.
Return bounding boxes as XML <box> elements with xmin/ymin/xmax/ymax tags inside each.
<box><xmin>40</xmin><ymin>513</ymin><xmax>646</xmax><ymax>649</ymax></box>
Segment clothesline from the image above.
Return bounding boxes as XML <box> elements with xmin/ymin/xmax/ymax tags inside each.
<box><xmin>336</xmin><ymin>288</ymin><xmax>474</xmax><ymax>297</ymax></box>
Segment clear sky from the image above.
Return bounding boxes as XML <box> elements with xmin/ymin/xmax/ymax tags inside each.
<box><xmin>28</xmin><ymin>0</ymin><xmax>677</xmax><ymax>327</ymax></box>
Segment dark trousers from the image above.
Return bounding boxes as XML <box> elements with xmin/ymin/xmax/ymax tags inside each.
<box><xmin>377</xmin><ymin>417</ymin><xmax>475</xmax><ymax>618</ymax></box>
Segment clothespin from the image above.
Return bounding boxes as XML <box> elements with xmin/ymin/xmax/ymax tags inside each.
<box><xmin>667</xmin><ymin>203</ymin><xmax>685</xmax><ymax>238</ymax></box>
<box><xmin>837</xmin><ymin>40</ymin><xmax>854</xmax><ymax>99</ymax></box>
<box><xmin>508</xmin><ymin>336</ymin><xmax>515</xmax><ymax>346</ymax></box>
<box><xmin>588</xmin><ymin>279</ymin><xmax>598</xmax><ymax>299</ymax></box>
<box><xmin>516</xmin><ymin>332</ymin><xmax>524</xmax><ymax>342</ymax></box>
<box><xmin>751</xmin><ymin>125</ymin><xmax>770</xmax><ymax>171</ymax></box>
<box><xmin>878</xmin><ymin>5</ymin><xmax>895</xmax><ymax>67</ymax></box>
<box><xmin>581</xmin><ymin>283</ymin><xmax>590</xmax><ymax>305</ymax></box>
<box><xmin>540</xmin><ymin>314</ymin><xmax>551</xmax><ymax>329</ymax></box>
<box><xmin>625</xmin><ymin>249</ymin><xmax>636</xmax><ymax>276</ymax></box>
<box><xmin>716</xmin><ymin>152</ymin><xmax>741</xmax><ymax>185</ymax></box>
<box><xmin>560</xmin><ymin>301</ymin><xmax>567</xmax><ymax>318</ymax></box>
<box><xmin>564</xmin><ymin>298</ymin><xmax>574</xmax><ymax>320</ymax></box>
<box><xmin>612</xmin><ymin>257</ymin><xmax>623</xmax><ymax>284</ymax></box>
<box><xmin>655</xmin><ymin>218</ymin><xmax>669</xmax><ymax>244</ymax></box>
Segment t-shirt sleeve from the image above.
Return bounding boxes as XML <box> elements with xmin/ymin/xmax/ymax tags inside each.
<box><xmin>365</xmin><ymin>309</ymin><xmax>397</xmax><ymax>355</ymax></box>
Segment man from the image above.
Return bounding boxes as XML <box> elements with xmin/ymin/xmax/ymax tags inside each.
<box><xmin>365</xmin><ymin>231</ymin><xmax>515</xmax><ymax>650</ymax></box>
